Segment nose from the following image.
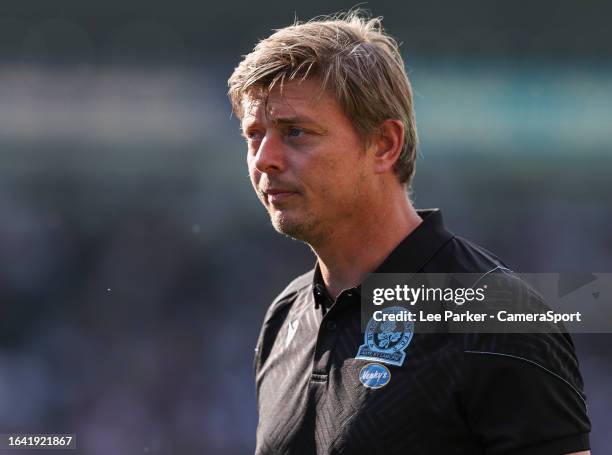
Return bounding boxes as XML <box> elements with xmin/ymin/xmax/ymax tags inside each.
<box><xmin>253</xmin><ymin>132</ymin><xmax>286</xmax><ymax>174</ymax></box>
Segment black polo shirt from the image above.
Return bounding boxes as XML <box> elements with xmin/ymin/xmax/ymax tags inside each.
<box><xmin>253</xmin><ymin>209</ymin><xmax>591</xmax><ymax>454</ymax></box>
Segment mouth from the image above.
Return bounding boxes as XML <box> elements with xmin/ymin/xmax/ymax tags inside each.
<box><xmin>263</xmin><ymin>189</ymin><xmax>298</xmax><ymax>204</ymax></box>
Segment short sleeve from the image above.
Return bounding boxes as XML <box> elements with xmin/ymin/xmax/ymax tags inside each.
<box><xmin>462</xmin><ymin>333</ymin><xmax>591</xmax><ymax>454</ymax></box>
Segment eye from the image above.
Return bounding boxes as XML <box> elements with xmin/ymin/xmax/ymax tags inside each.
<box><xmin>245</xmin><ymin>129</ymin><xmax>262</xmax><ymax>141</ymax></box>
<box><xmin>287</xmin><ymin>127</ymin><xmax>304</xmax><ymax>138</ymax></box>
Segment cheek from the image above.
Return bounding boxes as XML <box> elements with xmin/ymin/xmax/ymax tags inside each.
<box><xmin>319</xmin><ymin>154</ymin><xmax>364</xmax><ymax>199</ymax></box>
<box><xmin>313</xmin><ymin>152</ymin><xmax>344</xmax><ymax>186</ymax></box>
<box><xmin>247</xmin><ymin>156</ymin><xmax>258</xmax><ymax>183</ymax></box>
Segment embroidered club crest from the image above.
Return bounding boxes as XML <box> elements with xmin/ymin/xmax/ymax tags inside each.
<box><xmin>355</xmin><ymin>306</ymin><xmax>413</xmax><ymax>367</ymax></box>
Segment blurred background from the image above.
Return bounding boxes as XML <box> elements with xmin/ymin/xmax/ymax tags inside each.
<box><xmin>0</xmin><ymin>0</ymin><xmax>610</xmax><ymax>453</ymax></box>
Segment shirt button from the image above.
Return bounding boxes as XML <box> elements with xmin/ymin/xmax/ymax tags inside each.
<box><xmin>326</xmin><ymin>320</ymin><xmax>337</xmax><ymax>331</ymax></box>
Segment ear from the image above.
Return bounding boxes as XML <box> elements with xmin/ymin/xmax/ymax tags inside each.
<box><xmin>368</xmin><ymin>119</ymin><xmax>404</xmax><ymax>176</ymax></box>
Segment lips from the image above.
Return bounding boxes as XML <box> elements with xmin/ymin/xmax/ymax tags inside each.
<box><xmin>263</xmin><ymin>188</ymin><xmax>298</xmax><ymax>204</ymax></box>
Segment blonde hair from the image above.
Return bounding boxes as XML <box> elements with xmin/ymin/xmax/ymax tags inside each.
<box><xmin>227</xmin><ymin>10</ymin><xmax>418</xmax><ymax>186</ymax></box>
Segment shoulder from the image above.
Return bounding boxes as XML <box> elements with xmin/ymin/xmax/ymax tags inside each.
<box><xmin>460</xmin><ymin>268</ymin><xmax>584</xmax><ymax>392</ymax></box>
<box><xmin>455</xmin><ymin>270</ymin><xmax>591</xmax><ymax>451</ymax></box>
<box><xmin>431</xmin><ymin>235</ymin><xmax>588</xmax><ymax>405</ymax></box>
<box><xmin>253</xmin><ymin>269</ymin><xmax>314</xmax><ymax>372</ymax></box>
<box><xmin>427</xmin><ymin>233</ymin><xmax>512</xmax><ymax>274</ymax></box>
<box><xmin>262</xmin><ymin>269</ymin><xmax>314</xmax><ymax>324</ymax></box>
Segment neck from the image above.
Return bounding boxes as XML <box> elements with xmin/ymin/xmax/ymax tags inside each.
<box><xmin>311</xmin><ymin>191</ymin><xmax>422</xmax><ymax>299</ymax></box>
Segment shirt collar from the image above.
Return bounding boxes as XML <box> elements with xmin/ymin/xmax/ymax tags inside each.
<box><xmin>372</xmin><ymin>208</ymin><xmax>454</xmax><ymax>273</ymax></box>
<box><xmin>311</xmin><ymin>209</ymin><xmax>454</xmax><ymax>306</ymax></box>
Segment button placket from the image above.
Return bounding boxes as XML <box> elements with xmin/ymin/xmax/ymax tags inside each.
<box><xmin>311</xmin><ymin>303</ymin><xmax>343</xmax><ymax>377</ymax></box>
<box><xmin>310</xmin><ymin>287</ymin><xmax>358</xmax><ymax>378</ymax></box>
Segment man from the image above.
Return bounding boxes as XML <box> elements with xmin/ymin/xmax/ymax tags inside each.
<box><xmin>228</xmin><ymin>11</ymin><xmax>591</xmax><ymax>455</ymax></box>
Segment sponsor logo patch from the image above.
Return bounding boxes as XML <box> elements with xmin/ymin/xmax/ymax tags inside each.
<box><xmin>359</xmin><ymin>363</ymin><xmax>391</xmax><ymax>389</ymax></box>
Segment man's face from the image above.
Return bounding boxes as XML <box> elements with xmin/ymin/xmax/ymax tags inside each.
<box><xmin>240</xmin><ymin>78</ymin><xmax>372</xmax><ymax>243</ymax></box>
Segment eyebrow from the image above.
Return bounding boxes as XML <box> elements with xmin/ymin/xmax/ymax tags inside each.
<box><xmin>271</xmin><ymin>115</ymin><xmax>318</xmax><ymax>126</ymax></box>
<box><xmin>242</xmin><ymin>114</ymin><xmax>323</xmax><ymax>131</ymax></box>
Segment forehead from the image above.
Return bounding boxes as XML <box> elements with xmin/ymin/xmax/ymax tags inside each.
<box><xmin>240</xmin><ymin>79</ymin><xmax>342</xmax><ymax>124</ymax></box>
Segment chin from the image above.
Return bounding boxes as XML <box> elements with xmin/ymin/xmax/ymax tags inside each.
<box><xmin>271</xmin><ymin>213</ymin><xmax>316</xmax><ymax>242</ymax></box>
